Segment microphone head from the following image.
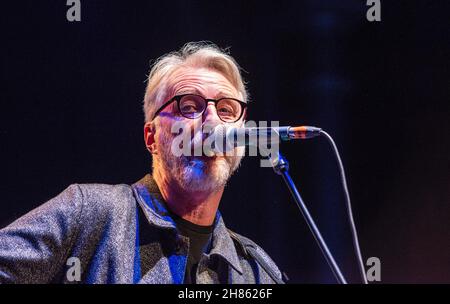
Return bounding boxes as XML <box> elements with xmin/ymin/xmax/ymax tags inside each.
<box><xmin>212</xmin><ymin>124</ymin><xmax>228</xmax><ymax>141</ymax></box>
<box><xmin>210</xmin><ymin>125</ymin><xmax>232</xmax><ymax>154</ymax></box>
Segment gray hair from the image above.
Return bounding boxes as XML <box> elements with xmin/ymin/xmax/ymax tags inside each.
<box><xmin>143</xmin><ymin>41</ymin><xmax>249</xmax><ymax>123</ymax></box>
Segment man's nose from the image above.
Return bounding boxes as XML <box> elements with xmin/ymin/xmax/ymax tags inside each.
<box><xmin>202</xmin><ymin>101</ymin><xmax>221</xmax><ymax>124</ymax></box>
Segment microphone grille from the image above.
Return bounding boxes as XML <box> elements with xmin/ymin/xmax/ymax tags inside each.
<box><xmin>213</xmin><ymin>124</ymin><xmax>228</xmax><ymax>140</ymax></box>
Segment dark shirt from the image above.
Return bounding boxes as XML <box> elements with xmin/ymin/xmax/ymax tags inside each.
<box><xmin>170</xmin><ymin>212</ymin><xmax>213</xmax><ymax>284</ymax></box>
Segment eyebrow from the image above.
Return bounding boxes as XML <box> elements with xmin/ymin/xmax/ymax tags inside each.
<box><xmin>174</xmin><ymin>88</ymin><xmax>238</xmax><ymax>100</ymax></box>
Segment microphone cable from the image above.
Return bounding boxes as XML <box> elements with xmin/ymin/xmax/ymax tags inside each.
<box><xmin>319</xmin><ymin>130</ymin><xmax>368</xmax><ymax>284</ymax></box>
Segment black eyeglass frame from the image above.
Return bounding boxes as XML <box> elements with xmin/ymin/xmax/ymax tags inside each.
<box><xmin>152</xmin><ymin>94</ymin><xmax>248</xmax><ymax>122</ymax></box>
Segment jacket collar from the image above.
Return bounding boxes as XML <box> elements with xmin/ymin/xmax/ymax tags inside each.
<box><xmin>131</xmin><ymin>174</ymin><xmax>243</xmax><ymax>274</ymax></box>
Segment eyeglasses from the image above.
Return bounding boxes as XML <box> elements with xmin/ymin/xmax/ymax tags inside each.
<box><xmin>152</xmin><ymin>94</ymin><xmax>247</xmax><ymax>123</ymax></box>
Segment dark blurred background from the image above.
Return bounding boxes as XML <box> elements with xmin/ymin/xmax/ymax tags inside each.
<box><xmin>1</xmin><ymin>0</ymin><xmax>449</xmax><ymax>283</ymax></box>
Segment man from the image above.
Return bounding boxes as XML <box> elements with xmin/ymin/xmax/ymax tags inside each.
<box><xmin>0</xmin><ymin>42</ymin><xmax>283</xmax><ymax>284</ymax></box>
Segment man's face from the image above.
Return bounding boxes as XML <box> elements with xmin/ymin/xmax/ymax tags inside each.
<box><xmin>152</xmin><ymin>67</ymin><xmax>246</xmax><ymax>193</ymax></box>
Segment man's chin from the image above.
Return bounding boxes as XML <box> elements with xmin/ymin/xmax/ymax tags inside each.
<box><xmin>177</xmin><ymin>156</ymin><xmax>231</xmax><ymax>191</ymax></box>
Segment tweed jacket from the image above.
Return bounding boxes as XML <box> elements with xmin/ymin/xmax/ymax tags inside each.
<box><xmin>0</xmin><ymin>174</ymin><xmax>283</xmax><ymax>284</ymax></box>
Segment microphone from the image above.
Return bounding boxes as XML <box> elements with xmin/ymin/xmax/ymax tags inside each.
<box><xmin>210</xmin><ymin>125</ymin><xmax>322</xmax><ymax>152</ymax></box>
<box><xmin>208</xmin><ymin>124</ymin><xmax>368</xmax><ymax>284</ymax></box>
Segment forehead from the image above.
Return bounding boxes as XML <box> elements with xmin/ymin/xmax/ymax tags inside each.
<box><xmin>167</xmin><ymin>67</ymin><xmax>241</xmax><ymax>99</ymax></box>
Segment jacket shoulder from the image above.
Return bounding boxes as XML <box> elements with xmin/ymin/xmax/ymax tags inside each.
<box><xmin>75</xmin><ymin>182</ymin><xmax>136</xmax><ymax>221</ymax></box>
<box><xmin>228</xmin><ymin>229</ymin><xmax>284</xmax><ymax>283</ymax></box>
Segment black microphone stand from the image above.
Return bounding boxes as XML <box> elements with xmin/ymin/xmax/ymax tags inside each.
<box><xmin>269</xmin><ymin>151</ymin><xmax>347</xmax><ymax>284</ymax></box>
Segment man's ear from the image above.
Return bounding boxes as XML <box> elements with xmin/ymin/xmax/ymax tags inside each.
<box><xmin>144</xmin><ymin>121</ymin><xmax>157</xmax><ymax>154</ymax></box>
